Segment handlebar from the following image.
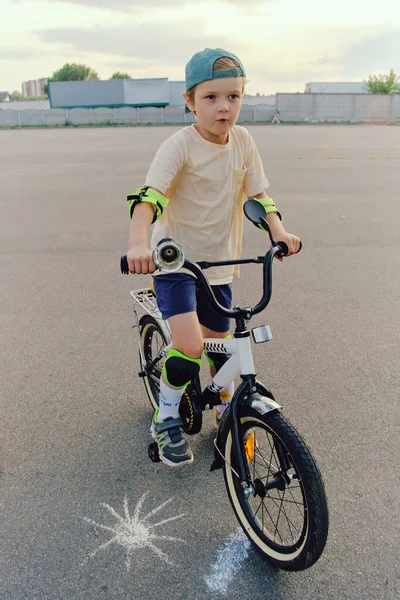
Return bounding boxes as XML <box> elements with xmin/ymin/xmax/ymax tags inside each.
<box><xmin>120</xmin><ymin>240</ymin><xmax>294</xmax><ymax>321</ymax></box>
<box><xmin>121</xmin><ymin>199</ymin><xmax>301</xmax><ymax>322</ymax></box>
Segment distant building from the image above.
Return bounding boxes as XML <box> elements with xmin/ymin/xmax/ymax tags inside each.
<box><xmin>22</xmin><ymin>78</ymin><xmax>48</xmax><ymax>98</ymax></box>
<box><xmin>169</xmin><ymin>81</ymin><xmax>185</xmax><ymax>106</ymax></box>
<box><xmin>305</xmin><ymin>82</ymin><xmax>367</xmax><ymax>94</ymax></box>
<box><xmin>0</xmin><ymin>91</ymin><xmax>11</xmax><ymax>102</ymax></box>
<box><xmin>49</xmin><ymin>78</ymin><xmax>185</xmax><ymax>108</ymax></box>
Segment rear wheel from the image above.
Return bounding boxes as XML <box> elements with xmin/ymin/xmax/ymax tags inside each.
<box><xmin>139</xmin><ymin>315</ymin><xmax>168</xmax><ymax>411</ymax></box>
<box><xmin>139</xmin><ymin>315</ymin><xmax>203</xmax><ymax>434</ymax></box>
<box><xmin>223</xmin><ymin>408</ymin><xmax>328</xmax><ymax>571</ymax></box>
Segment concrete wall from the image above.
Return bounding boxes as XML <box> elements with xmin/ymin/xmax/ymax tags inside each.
<box><xmin>0</xmin><ymin>104</ymin><xmax>270</xmax><ymax>127</ymax></box>
<box><xmin>1</xmin><ymin>95</ymin><xmax>399</xmax><ymax>127</ymax></box>
<box><xmin>243</xmin><ymin>94</ymin><xmax>276</xmax><ymax>106</ymax></box>
<box><xmin>393</xmin><ymin>95</ymin><xmax>400</xmax><ymax>121</ymax></box>
<box><xmin>276</xmin><ymin>93</ymin><xmax>400</xmax><ymax>122</ymax></box>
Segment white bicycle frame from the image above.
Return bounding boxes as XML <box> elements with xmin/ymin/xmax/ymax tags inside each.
<box><xmin>130</xmin><ymin>287</ymin><xmax>273</xmax><ymax>394</ymax></box>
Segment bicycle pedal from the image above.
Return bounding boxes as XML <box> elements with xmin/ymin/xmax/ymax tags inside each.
<box><xmin>148</xmin><ymin>442</ymin><xmax>161</xmax><ymax>463</ymax></box>
<box><xmin>138</xmin><ymin>370</ymin><xmax>146</xmax><ymax>378</ymax></box>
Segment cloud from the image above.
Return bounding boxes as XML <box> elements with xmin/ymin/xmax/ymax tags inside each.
<box><xmin>20</xmin><ymin>0</ymin><xmax>274</xmax><ymax>11</ymax></box>
<box><xmin>34</xmin><ymin>22</ymin><xmax>247</xmax><ymax>66</ymax></box>
<box><xmin>0</xmin><ymin>46</ymin><xmax>59</xmax><ymax>60</ymax></box>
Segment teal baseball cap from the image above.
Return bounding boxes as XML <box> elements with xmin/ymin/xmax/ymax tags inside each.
<box><xmin>185</xmin><ymin>48</ymin><xmax>246</xmax><ymax>92</ymax></box>
<box><xmin>184</xmin><ymin>48</ymin><xmax>246</xmax><ymax>112</ymax></box>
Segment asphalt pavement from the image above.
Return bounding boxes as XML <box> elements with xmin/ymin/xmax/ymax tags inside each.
<box><xmin>1</xmin><ymin>124</ymin><xmax>399</xmax><ymax>599</ymax></box>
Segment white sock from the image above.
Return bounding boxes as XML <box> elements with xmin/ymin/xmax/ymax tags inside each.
<box><xmin>217</xmin><ymin>381</ymin><xmax>234</xmax><ymax>418</ymax></box>
<box><xmin>158</xmin><ymin>379</ymin><xmax>185</xmax><ymax>421</ymax></box>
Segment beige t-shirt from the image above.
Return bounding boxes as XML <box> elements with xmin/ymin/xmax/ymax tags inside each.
<box><xmin>146</xmin><ymin>124</ymin><xmax>269</xmax><ymax>285</ymax></box>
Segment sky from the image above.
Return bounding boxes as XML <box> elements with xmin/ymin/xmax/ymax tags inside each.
<box><xmin>1</xmin><ymin>0</ymin><xmax>400</xmax><ymax>95</ymax></box>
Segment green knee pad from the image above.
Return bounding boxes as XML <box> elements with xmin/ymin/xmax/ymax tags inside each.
<box><xmin>162</xmin><ymin>349</ymin><xmax>202</xmax><ymax>389</ymax></box>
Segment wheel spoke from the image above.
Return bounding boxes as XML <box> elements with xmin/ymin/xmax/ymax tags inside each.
<box><xmin>268</xmin><ymin>491</ymin><xmax>303</xmax><ymax>538</ymax></box>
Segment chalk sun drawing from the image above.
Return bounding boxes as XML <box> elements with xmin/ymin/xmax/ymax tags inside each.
<box><xmin>82</xmin><ymin>492</ymin><xmax>185</xmax><ymax>571</ymax></box>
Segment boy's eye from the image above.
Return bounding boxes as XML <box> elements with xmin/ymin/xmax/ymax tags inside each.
<box><xmin>229</xmin><ymin>94</ymin><xmax>239</xmax><ymax>99</ymax></box>
<box><xmin>206</xmin><ymin>95</ymin><xmax>216</xmax><ymax>100</ymax></box>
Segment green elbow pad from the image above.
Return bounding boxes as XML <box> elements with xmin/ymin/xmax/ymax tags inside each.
<box><xmin>127</xmin><ymin>187</ymin><xmax>169</xmax><ymax>223</ymax></box>
<box><xmin>254</xmin><ymin>197</ymin><xmax>282</xmax><ymax>227</ymax></box>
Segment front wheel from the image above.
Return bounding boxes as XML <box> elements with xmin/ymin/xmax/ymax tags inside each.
<box><xmin>223</xmin><ymin>408</ymin><xmax>328</xmax><ymax>571</ymax></box>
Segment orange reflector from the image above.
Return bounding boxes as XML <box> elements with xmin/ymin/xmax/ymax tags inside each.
<box><xmin>244</xmin><ymin>433</ymin><xmax>255</xmax><ymax>463</ymax></box>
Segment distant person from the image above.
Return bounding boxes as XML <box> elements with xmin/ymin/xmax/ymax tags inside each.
<box><xmin>126</xmin><ymin>48</ymin><xmax>300</xmax><ymax>467</ymax></box>
<box><xmin>272</xmin><ymin>108</ymin><xmax>281</xmax><ymax>124</ymax></box>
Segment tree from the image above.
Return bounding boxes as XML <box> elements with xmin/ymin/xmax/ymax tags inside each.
<box><xmin>45</xmin><ymin>63</ymin><xmax>100</xmax><ymax>95</ymax></box>
<box><xmin>364</xmin><ymin>69</ymin><xmax>400</xmax><ymax>94</ymax></box>
<box><xmin>10</xmin><ymin>91</ymin><xmax>23</xmax><ymax>101</ymax></box>
<box><xmin>110</xmin><ymin>72</ymin><xmax>132</xmax><ymax>79</ymax></box>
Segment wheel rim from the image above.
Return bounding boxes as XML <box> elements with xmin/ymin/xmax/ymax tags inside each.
<box><xmin>141</xmin><ymin>322</ymin><xmax>166</xmax><ymax>405</ymax></box>
<box><xmin>226</xmin><ymin>416</ymin><xmax>308</xmax><ymax>559</ymax></box>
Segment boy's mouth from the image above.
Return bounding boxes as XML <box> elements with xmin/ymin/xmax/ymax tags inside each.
<box><xmin>217</xmin><ymin>118</ymin><xmax>229</xmax><ymax>122</ymax></box>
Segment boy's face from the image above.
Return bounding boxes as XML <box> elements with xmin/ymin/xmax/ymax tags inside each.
<box><xmin>184</xmin><ymin>77</ymin><xmax>244</xmax><ymax>145</ymax></box>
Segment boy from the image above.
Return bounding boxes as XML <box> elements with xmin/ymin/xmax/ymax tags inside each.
<box><xmin>127</xmin><ymin>48</ymin><xmax>300</xmax><ymax>467</ymax></box>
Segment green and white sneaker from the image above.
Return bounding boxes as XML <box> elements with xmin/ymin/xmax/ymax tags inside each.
<box><xmin>150</xmin><ymin>409</ymin><xmax>193</xmax><ymax>467</ymax></box>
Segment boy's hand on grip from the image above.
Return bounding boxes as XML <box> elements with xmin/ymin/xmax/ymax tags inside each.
<box><xmin>127</xmin><ymin>246</ymin><xmax>156</xmax><ymax>275</ymax></box>
<box><xmin>273</xmin><ymin>232</ymin><xmax>301</xmax><ymax>262</ymax></box>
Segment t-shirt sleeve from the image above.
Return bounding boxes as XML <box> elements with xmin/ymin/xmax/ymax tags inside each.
<box><xmin>144</xmin><ymin>137</ymin><xmax>185</xmax><ymax>196</ymax></box>
<box><xmin>243</xmin><ymin>135</ymin><xmax>270</xmax><ymax>197</ymax></box>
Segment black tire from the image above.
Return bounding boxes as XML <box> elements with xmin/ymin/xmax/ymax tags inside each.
<box><xmin>139</xmin><ymin>315</ymin><xmax>168</xmax><ymax>411</ymax></box>
<box><xmin>223</xmin><ymin>408</ymin><xmax>328</xmax><ymax>571</ymax></box>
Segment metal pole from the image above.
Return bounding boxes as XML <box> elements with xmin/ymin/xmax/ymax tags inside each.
<box><xmin>18</xmin><ymin>111</ymin><xmax>21</xmax><ymax>127</ymax></box>
<box><xmin>113</xmin><ymin>107</ymin><xmax>116</xmax><ymax>124</ymax></box>
<box><xmin>65</xmin><ymin>108</ymin><xmax>69</xmax><ymax>126</ymax></box>
<box><xmin>89</xmin><ymin>107</ymin><xmax>93</xmax><ymax>125</ymax></box>
<box><xmin>137</xmin><ymin>106</ymin><xmax>140</xmax><ymax>124</ymax></box>
<box><xmin>42</xmin><ymin>110</ymin><xmax>45</xmax><ymax>126</ymax></box>
<box><xmin>161</xmin><ymin>106</ymin><xmax>163</xmax><ymax>124</ymax></box>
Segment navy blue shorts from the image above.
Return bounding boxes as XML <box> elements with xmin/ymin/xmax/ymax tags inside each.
<box><xmin>152</xmin><ymin>273</ymin><xmax>232</xmax><ymax>333</ymax></box>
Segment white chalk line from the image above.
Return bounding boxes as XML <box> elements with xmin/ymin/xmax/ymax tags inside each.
<box><xmin>204</xmin><ymin>528</ymin><xmax>251</xmax><ymax>594</ymax></box>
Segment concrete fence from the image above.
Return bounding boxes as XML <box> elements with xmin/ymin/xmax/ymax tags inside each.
<box><xmin>276</xmin><ymin>93</ymin><xmax>400</xmax><ymax>122</ymax></box>
<box><xmin>0</xmin><ymin>104</ymin><xmax>275</xmax><ymax>128</ymax></box>
<box><xmin>1</xmin><ymin>95</ymin><xmax>399</xmax><ymax>128</ymax></box>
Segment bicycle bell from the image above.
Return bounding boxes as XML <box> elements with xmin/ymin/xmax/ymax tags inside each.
<box><xmin>152</xmin><ymin>239</ymin><xmax>185</xmax><ymax>272</ymax></box>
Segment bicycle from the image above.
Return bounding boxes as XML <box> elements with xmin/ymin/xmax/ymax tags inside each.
<box><xmin>120</xmin><ymin>200</ymin><xmax>329</xmax><ymax>571</ymax></box>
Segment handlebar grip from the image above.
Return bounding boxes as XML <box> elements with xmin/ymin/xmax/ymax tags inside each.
<box><xmin>276</xmin><ymin>242</ymin><xmax>289</xmax><ymax>257</ymax></box>
<box><xmin>120</xmin><ymin>255</ymin><xmax>129</xmax><ymax>274</ymax></box>
<box><xmin>276</xmin><ymin>240</ymin><xmax>302</xmax><ymax>258</ymax></box>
